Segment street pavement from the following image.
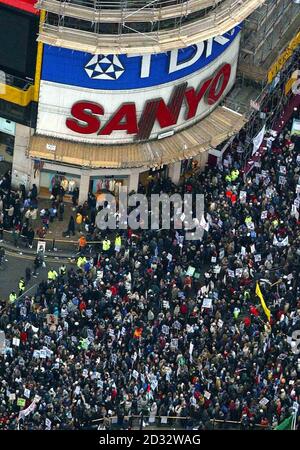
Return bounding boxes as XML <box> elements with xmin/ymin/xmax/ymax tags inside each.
<box><xmin>0</xmin><ymin>253</ymin><xmax>75</xmax><ymax>301</ymax></box>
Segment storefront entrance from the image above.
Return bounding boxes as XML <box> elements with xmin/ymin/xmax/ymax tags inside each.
<box><xmin>39</xmin><ymin>170</ymin><xmax>80</xmax><ymax>202</ymax></box>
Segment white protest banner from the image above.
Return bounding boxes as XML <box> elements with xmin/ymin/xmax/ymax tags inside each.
<box><xmin>201</xmin><ymin>286</ymin><xmax>207</xmax><ymax>294</ymax></box>
<box><xmin>0</xmin><ymin>330</ymin><xmax>5</xmax><ymax>353</ymax></box>
<box><xmin>213</xmin><ymin>265</ymin><xmax>221</xmax><ymax>274</ymax></box>
<box><xmin>279</xmin><ymin>166</ymin><xmax>286</xmax><ymax>174</ymax></box>
<box><xmin>151</xmin><ymin>379</ymin><xmax>158</xmax><ymax>391</ymax></box>
<box><xmin>279</xmin><ymin>176</ymin><xmax>286</xmax><ymax>185</ymax></box>
<box><xmin>211</xmin><ymin>256</ymin><xmax>217</xmax><ymax>263</ymax></box>
<box><xmin>264</xmin><ymin>176</ymin><xmax>271</xmax><ymax>186</ymax></box>
<box><xmin>18</xmin><ymin>399</ymin><xmax>37</xmax><ymax>420</ymax></box>
<box><xmin>161</xmin><ymin>417</ymin><xmax>168</xmax><ymax>424</ymax></box>
<box><xmin>186</xmin><ymin>266</ymin><xmax>196</xmax><ymax>276</ymax></box>
<box><xmin>294</xmin><ymin>199</ymin><xmax>300</xmax><ymax>208</ymax></box>
<box><xmin>241</xmin><ymin>246</ymin><xmax>246</xmax><ymax>256</ymax></box>
<box><xmin>24</xmin><ymin>389</ymin><xmax>30</xmax><ymax>399</ymax></box>
<box><xmin>254</xmin><ymin>254</ymin><xmax>262</xmax><ymax>262</ymax></box>
<box><xmin>239</xmin><ymin>191</ymin><xmax>247</xmax><ymax>204</ymax></box>
<box><xmin>227</xmin><ymin>269</ymin><xmax>235</xmax><ymax>278</ymax></box>
<box><xmin>200</xmin><ymin>215</ymin><xmax>209</xmax><ymax>232</ymax></box>
<box><xmin>189</xmin><ymin>342</ymin><xmax>194</xmax><ymax>355</ymax></box>
<box><xmin>235</xmin><ymin>268</ymin><xmax>243</xmax><ymax>277</ymax></box>
<box><xmin>173</xmin><ymin>321</ymin><xmax>181</xmax><ymax>330</ymax></box>
<box><xmin>87</xmin><ymin>329</ymin><xmax>94</xmax><ymax>342</ymax></box>
<box><xmin>74</xmin><ymin>386</ymin><xmax>81</xmax><ymax>395</ymax></box>
<box><xmin>204</xmin><ymin>391</ymin><xmax>211</xmax><ymax>400</ymax></box>
<box><xmin>252</xmin><ymin>124</ymin><xmax>266</xmax><ymax>155</ymax></box>
<box><xmin>40</xmin><ymin>350</ymin><xmax>46</xmax><ymax>359</ymax></box>
<box><xmin>202</xmin><ymin>298</ymin><xmax>212</xmax><ymax>309</ymax></box>
<box><xmin>219</xmin><ymin>249</ymin><xmax>225</xmax><ymax>260</ymax></box>
<box><xmin>36</xmin><ymin>240</ymin><xmax>46</xmax><ymax>254</ymax></box>
<box><xmin>12</xmin><ymin>337</ymin><xmax>20</xmax><ymax>347</ymax></box>
<box><xmin>162</xmin><ymin>300</ymin><xmax>170</xmax><ymax>309</ymax></box>
<box><xmin>9</xmin><ymin>393</ymin><xmax>16</xmax><ymax>401</ymax></box>
<box><xmin>33</xmin><ymin>350</ymin><xmax>40</xmax><ymax>358</ymax></box>
<box><xmin>259</xmin><ymin>398</ymin><xmax>269</xmax><ymax>407</ymax></box>
<box><xmin>132</xmin><ymin>370</ymin><xmax>139</xmax><ymax>380</ymax></box>
<box><xmin>171</xmin><ymin>339</ymin><xmax>178</xmax><ymax>349</ymax></box>
<box><xmin>250</xmin><ymin>244</ymin><xmax>256</xmax><ymax>253</ymax></box>
<box><xmin>162</xmin><ymin>325</ymin><xmax>170</xmax><ymax>335</ymax></box>
<box><xmin>261</xmin><ymin>211</ymin><xmax>268</xmax><ymax>220</ymax></box>
<box><xmin>45</xmin><ymin>418</ymin><xmax>52</xmax><ymax>430</ymax></box>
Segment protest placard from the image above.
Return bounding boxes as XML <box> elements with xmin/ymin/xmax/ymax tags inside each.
<box><xmin>17</xmin><ymin>398</ymin><xmax>26</xmax><ymax>407</ymax></box>
<box><xmin>202</xmin><ymin>298</ymin><xmax>212</xmax><ymax>309</ymax></box>
<box><xmin>186</xmin><ymin>266</ymin><xmax>196</xmax><ymax>276</ymax></box>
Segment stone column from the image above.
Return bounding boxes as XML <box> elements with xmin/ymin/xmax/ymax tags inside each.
<box><xmin>11</xmin><ymin>124</ymin><xmax>33</xmax><ymax>190</ymax></box>
<box><xmin>168</xmin><ymin>161</ymin><xmax>181</xmax><ymax>185</ymax></box>
<box><xmin>78</xmin><ymin>171</ymin><xmax>90</xmax><ymax>205</ymax></box>
<box><xmin>128</xmin><ymin>171</ymin><xmax>139</xmax><ymax>193</ymax></box>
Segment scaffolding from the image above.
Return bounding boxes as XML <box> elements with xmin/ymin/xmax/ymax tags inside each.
<box><xmin>226</xmin><ymin>45</ymin><xmax>300</xmax><ymax>168</ymax></box>
<box><xmin>35</xmin><ymin>0</ymin><xmax>266</xmax><ymax>54</ymax></box>
<box><xmin>239</xmin><ymin>0</ymin><xmax>300</xmax><ymax>81</ymax></box>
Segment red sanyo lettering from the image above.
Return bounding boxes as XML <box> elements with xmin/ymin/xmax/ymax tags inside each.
<box><xmin>99</xmin><ymin>103</ymin><xmax>138</xmax><ymax>135</ymax></box>
<box><xmin>66</xmin><ymin>101</ymin><xmax>103</xmax><ymax>134</ymax></box>
<box><xmin>207</xmin><ymin>63</ymin><xmax>231</xmax><ymax>105</ymax></box>
<box><xmin>65</xmin><ymin>63</ymin><xmax>232</xmax><ymax>137</ymax></box>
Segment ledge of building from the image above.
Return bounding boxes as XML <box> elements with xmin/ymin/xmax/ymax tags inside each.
<box><xmin>28</xmin><ymin>106</ymin><xmax>246</xmax><ymax>169</ymax></box>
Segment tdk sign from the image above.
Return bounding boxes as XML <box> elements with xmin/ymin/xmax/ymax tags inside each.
<box><xmin>42</xmin><ymin>26</ymin><xmax>241</xmax><ymax>90</ymax></box>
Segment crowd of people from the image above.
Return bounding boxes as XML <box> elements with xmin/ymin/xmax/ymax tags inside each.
<box><xmin>0</xmin><ymin>110</ymin><xmax>299</xmax><ymax>430</ymax></box>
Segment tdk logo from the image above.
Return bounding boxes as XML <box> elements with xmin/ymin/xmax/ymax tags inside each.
<box><xmin>84</xmin><ymin>27</ymin><xmax>239</xmax><ymax>81</ymax></box>
<box><xmin>85</xmin><ymin>54</ymin><xmax>125</xmax><ymax>80</ymax></box>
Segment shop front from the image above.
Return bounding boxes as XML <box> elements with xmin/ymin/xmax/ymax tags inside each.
<box><xmin>39</xmin><ymin>169</ymin><xmax>80</xmax><ymax>200</ymax></box>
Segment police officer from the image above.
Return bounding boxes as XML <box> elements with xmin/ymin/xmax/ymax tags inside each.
<box><xmin>9</xmin><ymin>291</ymin><xmax>17</xmax><ymax>304</ymax></box>
<box><xmin>77</xmin><ymin>256</ymin><xmax>87</xmax><ymax>269</ymax></box>
<box><xmin>18</xmin><ymin>277</ymin><xmax>25</xmax><ymax>297</ymax></box>
<box><xmin>102</xmin><ymin>237</ymin><xmax>111</xmax><ymax>255</ymax></box>
<box><xmin>114</xmin><ymin>234</ymin><xmax>122</xmax><ymax>254</ymax></box>
<box><xmin>47</xmin><ymin>268</ymin><xmax>58</xmax><ymax>281</ymax></box>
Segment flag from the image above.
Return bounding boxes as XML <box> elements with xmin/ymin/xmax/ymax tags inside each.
<box><xmin>275</xmin><ymin>415</ymin><xmax>293</xmax><ymax>430</ymax></box>
<box><xmin>255</xmin><ymin>282</ymin><xmax>271</xmax><ymax>322</ymax></box>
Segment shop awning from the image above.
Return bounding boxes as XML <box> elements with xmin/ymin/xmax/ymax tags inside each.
<box><xmin>28</xmin><ymin>106</ymin><xmax>246</xmax><ymax>169</ymax></box>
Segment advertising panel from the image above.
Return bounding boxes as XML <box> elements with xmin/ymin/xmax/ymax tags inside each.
<box><xmin>0</xmin><ymin>4</ymin><xmax>39</xmax><ymax>80</ymax></box>
<box><xmin>37</xmin><ymin>27</ymin><xmax>241</xmax><ymax>144</ymax></box>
